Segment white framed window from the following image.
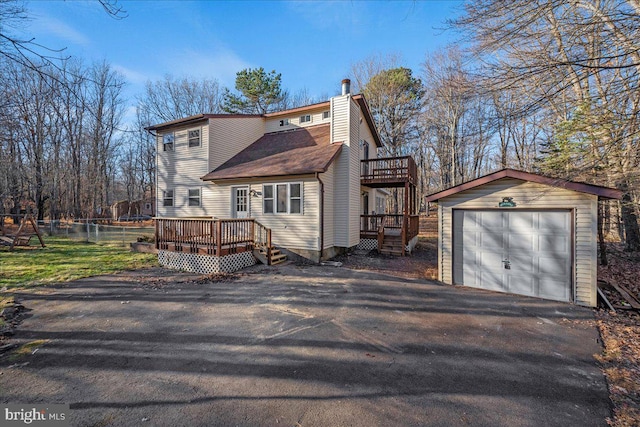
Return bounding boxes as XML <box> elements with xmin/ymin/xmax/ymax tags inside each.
<box><xmin>300</xmin><ymin>114</ymin><xmax>311</xmax><ymax>123</ymax></box>
<box><xmin>188</xmin><ymin>128</ymin><xmax>201</xmax><ymax>148</ymax></box>
<box><xmin>162</xmin><ymin>133</ymin><xmax>174</xmax><ymax>152</ymax></box>
<box><xmin>263</xmin><ymin>183</ymin><xmax>302</xmax><ymax>214</ymax></box>
<box><xmin>322</xmin><ymin>111</ymin><xmax>330</xmax><ymax>119</ymax></box>
<box><xmin>188</xmin><ymin>188</ymin><xmax>201</xmax><ymax>206</ymax></box>
<box><xmin>289</xmin><ymin>183</ymin><xmax>301</xmax><ymax>213</ymax></box>
<box><xmin>163</xmin><ymin>189</ymin><xmax>174</xmax><ymax>207</ymax></box>
<box><xmin>279</xmin><ymin>118</ymin><xmax>289</xmax><ymax>127</ymax></box>
<box><xmin>263</xmin><ymin>185</ymin><xmax>274</xmax><ymax>214</ymax></box>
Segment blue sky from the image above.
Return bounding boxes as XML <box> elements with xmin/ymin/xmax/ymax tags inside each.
<box><xmin>25</xmin><ymin>0</ymin><xmax>462</xmax><ymax>121</ymax></box>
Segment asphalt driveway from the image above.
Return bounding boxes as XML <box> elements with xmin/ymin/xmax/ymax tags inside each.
<box><xmin>1</xmin><ymin>264</ymin><xmax>610</xmax><ymax>426</ymax></box>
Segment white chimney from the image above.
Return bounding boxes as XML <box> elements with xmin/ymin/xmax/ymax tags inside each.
<box><xmin>341</xmin><ymin>79</ymin><xmax>351</xmax><ymax>95</ymax></box>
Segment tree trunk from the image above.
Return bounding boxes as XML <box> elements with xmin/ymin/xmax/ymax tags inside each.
<box><xmin>621</xmin><ymin>187</ymin><xmax>640</xmax><ymax>251</ymax></box>
<box><xmin>598</xmin><ymin>201</ymin><xmax>608</xmax><ymax>266</ymax></box>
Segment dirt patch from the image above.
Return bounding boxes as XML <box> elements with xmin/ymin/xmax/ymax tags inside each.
<box><xmin>0</xmin><ymin>297</ymin><xmax>29</xmax><ymax>344</ymax></box>
<box><xmin>596</xmin><ymin>243</ymin><xmax>640</xmax><ymax>427</ymax></box>
<box><xmin>333</xmin><ymin>236</ymin><xmax>438</xmax><ymax>280</ymax></box>
<box><xmin>596</xmin><ymin>309</ymin><xmax>640</xmax><ymax>426</ymax></box>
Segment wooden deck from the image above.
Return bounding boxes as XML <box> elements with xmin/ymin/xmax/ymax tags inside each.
<box><xmin>155</xmin><ymin>218</ymin><xmax>281</xmax><ymax>264</ymax></box>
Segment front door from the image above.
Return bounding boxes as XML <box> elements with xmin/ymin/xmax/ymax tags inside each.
<box><xmin>233</xmin><ymin>187</ymin><xmax>249</xmax><ymax>218</ymax></box>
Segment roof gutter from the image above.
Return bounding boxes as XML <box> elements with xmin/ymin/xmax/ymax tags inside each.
<box><xmin>315</xmin><ymin>172</ymin><xmax>324</xmax><ymax>261</ymax></box>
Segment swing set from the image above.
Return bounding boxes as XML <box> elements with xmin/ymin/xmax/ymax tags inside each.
<box><xmin>0</xmin><ymin>214</ymin><xmax>46</xmax><ymax>251</ymax></box>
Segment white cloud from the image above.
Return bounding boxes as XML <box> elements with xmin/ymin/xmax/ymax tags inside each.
<box><xmin>112</xmin><ymin>64</ymin><xmax>149</xmax><ymax>86</ymax></box>
<box><xmin>35</xmin><ymin>15</ymin><xmax>91</xmax><ymax>47</ymax></box>
<box><xmin>169</xmin><ymin>46</ymin><xmax>252</xmax><ymax>87</ymax></box>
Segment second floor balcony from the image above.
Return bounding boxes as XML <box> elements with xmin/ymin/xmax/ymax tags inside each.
<box><xmin>360</xmin><ymin>156</ymin><xmax>417</xmax><ymax>187</ymax></box>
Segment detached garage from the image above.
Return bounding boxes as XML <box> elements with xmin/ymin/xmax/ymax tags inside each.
<box><xmin>425</xmin><ymin>169</ymin><xmax>622</xmax><ymax>307</ymax></box>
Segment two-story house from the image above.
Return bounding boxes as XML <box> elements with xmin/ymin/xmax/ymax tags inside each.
<box><xmin>147</xmin><ymin>80</ymin><xmax>418</xmax><ymax>274</ymax></box>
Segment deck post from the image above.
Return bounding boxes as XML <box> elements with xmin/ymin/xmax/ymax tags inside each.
<box><xmin>155</xmin><ymin>219</ymin><xmax>159</xmax><ymax>250</ymax></box>
<box><xmin>216</xmin><ymin>220</ymin><xmax>222</xmax><ymax>256</ymax></box>
<box><xmin>402</xmin><ymin>181</ymin><xmax>409</xmax><ymax>255</ymax></box>
<box><xmin>267</xmin><ymin>229</ymin><xmax>272</xmax><ymax>265</ymax></box>
<box><xmin>250</xmin><ymin>220</ymin><xmax>255</xmax><ymax>250</ymax></box>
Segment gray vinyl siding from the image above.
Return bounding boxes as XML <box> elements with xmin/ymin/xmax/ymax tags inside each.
<box><xmin>437</xmin><ymin>178</ymin><xmax>598</xmax><ymax>307</ymax></box>
<box><xmin>265</xmin><ymin>107</ymin><xmax>331</xmax><ymax>134</ymax></box>
<box><xmin>209</xmin><ymin>117</ymin><xmax>265</xmax><ymax>171</ymax></box>
<box><xmin>331</xmin><ymin>95</ymin><xmax>351</xmax><ymax>247</ymax></box>
<box><xmin>320</xmin><ymin>164</ymin><xmax>335</xmax><ymax>249</ymax></box>
<box><xmin>156</xmin><ymin>122</ymin><xmax>210</xmax><ymax>218</ymax></box>
<box><xmin>359</xmin><ymin>117</ymin><xmax>377</xmax><ymax>160</ymax></box>
<box><xmin>348</xmin><ymin>99</ymin><xmax>361</xmax><ymax>245</ymax></box>
<box><xmin>331</xmin><ymin>96</ymin><xmax>349</xmax><ymax>144</ymax></box>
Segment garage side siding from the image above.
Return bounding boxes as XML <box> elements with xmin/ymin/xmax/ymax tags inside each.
<box><xmin>439</xmin><ymin>178</ymin><xmax>598</xmax><ymax>307</ymax></box>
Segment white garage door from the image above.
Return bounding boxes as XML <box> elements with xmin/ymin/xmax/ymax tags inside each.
<box><xmin>453</xmin><ymin>210</ymin><xmax>572</xmax><ymax>302</ymax></box>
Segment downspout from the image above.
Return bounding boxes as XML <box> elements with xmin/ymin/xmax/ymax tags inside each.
<box><xmin>316</xmin><ymin>172</ymin><xmax>324</xmax><ymax>262</ymax></box>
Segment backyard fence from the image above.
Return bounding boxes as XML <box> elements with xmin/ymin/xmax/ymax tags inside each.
<box><xmin>38</xmin><ymin>220</ymin><xmax>154</xmax><ymax>247</ymax></box>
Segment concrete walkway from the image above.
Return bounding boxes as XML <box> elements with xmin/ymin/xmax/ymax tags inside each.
<box><xmin>1</xmin><ymin>265</ymin><xmax>610</xmax><ymax>426</ymax></box>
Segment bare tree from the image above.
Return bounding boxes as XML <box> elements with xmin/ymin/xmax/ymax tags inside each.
<box><xmin>422</xmin><ymin>47</ymin><xmax>475</xmax><ymax>187</ymax></box>
<box><xmin>452</xmin><ymin>0</ymin><xmax>640</xmax><ymax>251</ymax></box>
<box><xmin>139</xmin><ymin>75</ymin><xmax>223</xmax><ymax>123</ymax></box>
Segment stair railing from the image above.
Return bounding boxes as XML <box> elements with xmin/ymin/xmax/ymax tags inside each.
<box><xmin>377</xmin><ymin>222</ymin><xmax>385</xmax><ymax>252</ymax></box>
<box><xmin>253</xmin><ymin>220</ymin><xmax>273</xmax><ymax>265</ymax></box>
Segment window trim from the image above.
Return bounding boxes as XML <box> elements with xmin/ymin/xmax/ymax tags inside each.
<box><xmin>300</xmin><ymin>114</ymin><xmax>312</xmax><ymax>124</ymax></box>
<box><xmin>322</xmin><ymin>110</ymin><xmax>330</xmax><ymax>119</ymax></box>
<box><xmin>162</xmin><ymin>133</ymin><xmax>175</xmax><ymax>152</ymax></box>
<box><xmin>279</xmin><ymin>118</ymin><xmax>290</xmax><ymax>127</ymax></box>
<box><xmin>263</xmin><ymin>184</ymin><xmax>274</xmax><ymax>214</ymax></box>
<box><xmin>162</xmin><ymin>189</ymin><xmax>174</xmax><ymax>207</ymax></box>
<box><xmin>262</xmin><ymin>182</ymin><xmax>303</xmax><ymax>215</ymax></box>
<box><xmin>188</xmin><ymin>128</ymin><xmax>201</xmax><ymax>148</ymax></box>
<box><xmin>188</xmin><ymin>188</ymin><xmax>201</xmax><ymax>207</ymax></box>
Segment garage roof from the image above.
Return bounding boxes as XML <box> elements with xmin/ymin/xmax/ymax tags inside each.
<box><xmin>425</xmin><ymin>169</ymin><xmax>622</xmax><ymax>201</ymax></box>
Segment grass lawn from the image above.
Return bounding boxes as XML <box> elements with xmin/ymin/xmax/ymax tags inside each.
<box><xmin>0</xmin><ymin>237</ymin><xmax>157</xmax><ymax>289</ymax></box>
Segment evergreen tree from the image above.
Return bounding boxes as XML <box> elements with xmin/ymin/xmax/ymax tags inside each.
<box><xmin>222</xmin><ymin>68</ymin><xmax>284</xmax><ymax>114</ymax></box>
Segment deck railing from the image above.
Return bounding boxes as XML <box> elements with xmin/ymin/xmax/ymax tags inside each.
<box><xmin>360</xmin><ymin>215</ymin><xmax>384</xmax><ymax>238</ymax></box>
<box><xmin>361</xmin><ymin>213</ymin><xmax>419</xmax><ymax>248</ymax></box>
<box><xmin>408</xmin><ymin>215</ymin><xmax>419</xmax><ymax>240</ymax></box>
<box><xmin>156</xmin><ymin>218</ymin><xmax>264</xmax><ymax>256</ymax></box>
<box><xmin>360</xmin><ymin>156</ymin><xmax>417</xmax><ymax>185</ymax></box>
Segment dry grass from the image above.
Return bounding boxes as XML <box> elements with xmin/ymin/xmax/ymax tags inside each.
<box><xmin>596</xmin><ymin>310</ymin><xmax>640</xmax><ymax>427</ymax></box>
<box><xmin>8</xmin><ymin>339</ymin><xmax>49</xmax><ymax>362</ymax></box>
<box><xmin>596</xmin><ymin>243</ymin><xmax>640</xmax><ymax>426</ymax></box>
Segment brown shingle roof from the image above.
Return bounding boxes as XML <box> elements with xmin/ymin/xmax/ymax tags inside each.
<box><xmin>201</xmin><ymin>124</ymin><xmax>342</xmax><ymax>181</ymax></box>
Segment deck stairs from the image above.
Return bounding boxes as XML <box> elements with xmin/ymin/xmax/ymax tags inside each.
<box><xmin>253</xmin><ymin>243</ymin><xmax>288</xmax><ymax>265</ymax></box>
<box><xmin>379</xmin><ymin>233</ymin><xmax>404</xmax><ymax>256</ymax></box>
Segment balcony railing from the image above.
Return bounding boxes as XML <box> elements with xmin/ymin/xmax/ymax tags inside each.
<box><xmin>361</xmin><ymin>156</ymin><xmax>417</xmax><ymax>186</ymax></box>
